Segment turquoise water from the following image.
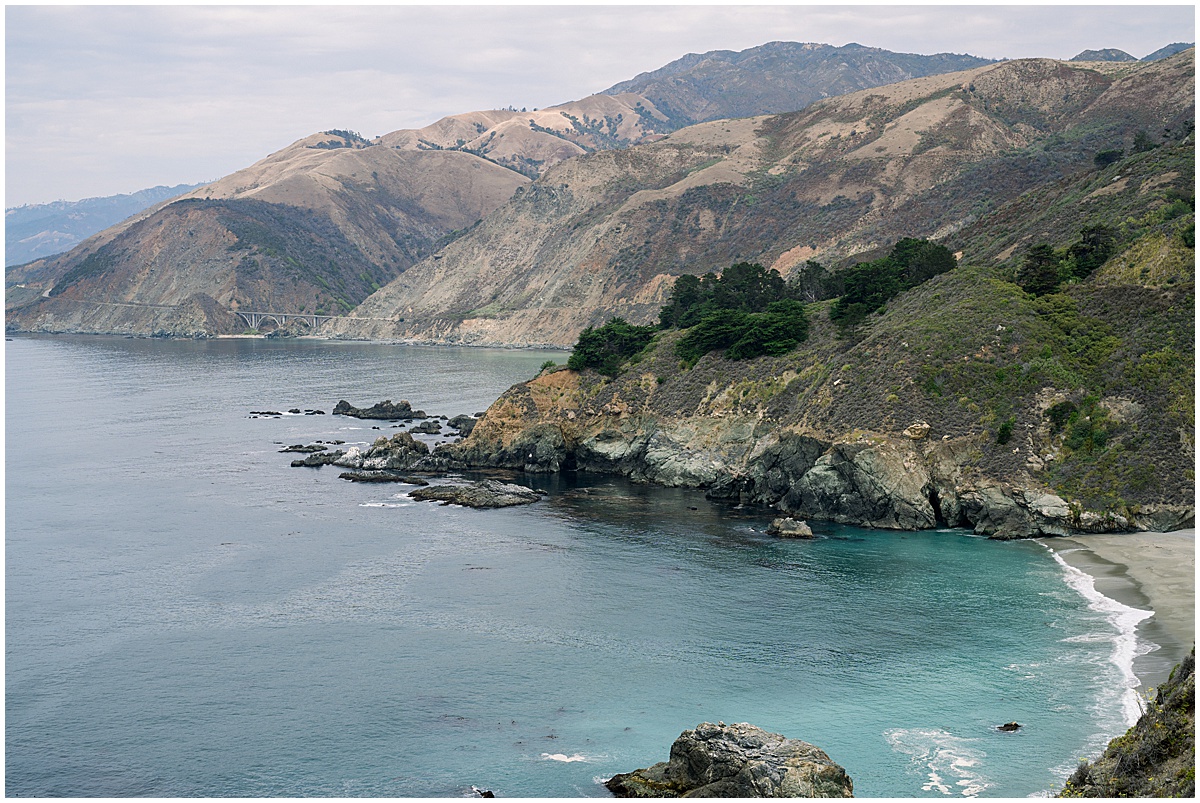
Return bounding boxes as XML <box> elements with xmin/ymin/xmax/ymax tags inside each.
<box><xmin>5</xmin><ymin>335</ymin><xmax>1144</xmax><ymax>797</ymax></box>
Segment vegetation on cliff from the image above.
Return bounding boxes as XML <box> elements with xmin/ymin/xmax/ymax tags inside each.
<box><xmin>1059</xmin><ymin>647</ymin><xmax>1195</xmax><ymax>797</ymax></box>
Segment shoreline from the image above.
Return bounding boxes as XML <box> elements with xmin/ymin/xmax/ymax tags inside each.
<box><xmin>1039</xmin><ymin>529</ymin><xmax>1195</xmax><ymax>698</ymax></box>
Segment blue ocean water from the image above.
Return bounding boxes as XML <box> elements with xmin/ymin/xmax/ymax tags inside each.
<box><xmin>5</xmin><ymin>335</ymin><xmax>1148</xmax><ymax>797</ymax></box>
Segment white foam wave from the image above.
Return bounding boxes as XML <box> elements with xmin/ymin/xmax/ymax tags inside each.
<box><xmin>884</xmin><ymin>728</ymin><xmax>989</xmax><ymax>797</ymax></box>
<box><xmin>541</xmin><ymin>752</ymin><xmax>592</xmax><ymax>763</ymax></box>
<box><xmin>1042</xmin><ymin>544</ymin><xmax>1154</xmax><ymax>726</ymax></box>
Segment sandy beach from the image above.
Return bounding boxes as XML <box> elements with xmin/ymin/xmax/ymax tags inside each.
<box><xmin>1040</xmin><ymin>529</ymin><xmax>1195</xmax><ymax>691</ymax></box>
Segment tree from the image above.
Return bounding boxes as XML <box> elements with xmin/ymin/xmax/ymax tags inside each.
<box><xmin>1065</xmin><ymin>225</ymin><xmax>1117</xmax><ymax>280</ymax></box>
<box><xmin>567</xmin><ymin>318</ymin><xmax>656</xmax><ymax>377</ymax></box>
<box><xmin>787</xmin><ymin>259</ymin><xmax>841</xmax><ymax>302</ymax></box>
<box><xmin>1015</xmin><ymin>244</ymin><xmax>1063</xmax><ymax>296</ymax></box>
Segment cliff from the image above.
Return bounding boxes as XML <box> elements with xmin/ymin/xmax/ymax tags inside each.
<box><xmin>1060</xmin><ymin>647</ymin><xmax>1195</xmax><ymax>797</ymax></box>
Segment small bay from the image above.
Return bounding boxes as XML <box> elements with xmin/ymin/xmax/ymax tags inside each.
<box><xmin>5</xmin><ymin>335</ymin><xmax>1145</xmax><ymax>797</ymax></box>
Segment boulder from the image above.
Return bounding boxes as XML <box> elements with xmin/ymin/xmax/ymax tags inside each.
<box><xmin>409</xmin><ymin>480</ymin><xmax>543</xmax><ymax>508</ymax></box>
<box><xmin>903</xmin><ymin>422</ymin><xmax>931</xmax><ymax>440</ymax></box>
<box><xmin>791</xmin><ymin>441</ymin><xmax>936</xmax><ymax>530</ymax></box>
<box><xmin>766</xmin><ymin>517</ymin><xmax>814</xmax><ymax>538</ymax></box>
<box><xmin>605</xmin><ymin>721</ymin><xmax>853</xmax><ymax>798</ymax></box>
<box><xmin>448</xmin><ymin>414</ymin><xmax>477</xmax><ymax>436</ymax></box>
<box><xmin>279</xmin><ymin>444</ymin><xmax>327</xmax><ymax>453</ymax></box>
<box><xmin>410</xmin><ymin>420</ymin><xmax>443</xmax><ymax>435</ymax></box>
<box><xmin>332</xmin><ymin>399</ymin><xmax>428</xmax><ymax>420</ymax></box>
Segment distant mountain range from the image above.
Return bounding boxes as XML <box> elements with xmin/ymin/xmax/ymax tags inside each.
<box><xmin>5</xmin><ymin>184</ymin><xmax>204</xmax><ymax>267</ymax></box>
<box><xmin>4</xmin><ymin>41</ymin><xmax>1193</xmax><ymax>340</ymax></box>
<box><xmin>1070</xmin><ymin>42</ymin><xmax>1193</xmax><ymax>62</ymax></box>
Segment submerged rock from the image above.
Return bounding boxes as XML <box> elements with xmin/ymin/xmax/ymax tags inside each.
<box><xmin>279</xmin><ymin>444</ymin><xmax>327</xmax><ymax>453</ymax></box>
<box><xmin>605</xmin><ymin>721</ymin><xmax>853</xmax><ymax>798</ymax></box>
<box><xmin>997</xmin><ymin>722</ymin><xmax>1021</xmax><ymax>732</ymax></box>
<box><xmin>338</xmin><ymin>471</ymin><xmax>429</xmax><ymax>485</ymax></box>
<box><xmin>409</xmin><ymin>480</ymin><xmax>543</xmax><ymax>509</ymax></box>
<box><xmin>332</xmin><ymin>399</ymin><xmax>428</xmax><ymax>420</ymax></box>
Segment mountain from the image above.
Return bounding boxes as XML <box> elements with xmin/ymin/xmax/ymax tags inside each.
<box><xmin>5</xmin><ymin>41</ymin><xmax>998</xmax><ymax>337</ymax></box>
<box><xmin>5</xmin><ymin>183</ymin><xmax>204</xmax><ymax>267</ymax></box>
<box><xmin>1071</xmin><ymin>48</ymin><xmax>1136</xmax><ymax>62</ymax></box>
<box><xmin>1142</xmin><ymin>42</ymin><xmax>1195</xmax><ymax>61</ymax></box>
<box><xmin>326</xmin><ymin>49</ymin><xmax>1194</xmax><ymax>347</ymax></box>
<box><xmin>601</xmin><ymin>41</ymin><xmax>992</xmax><ymax>127</ymax></box>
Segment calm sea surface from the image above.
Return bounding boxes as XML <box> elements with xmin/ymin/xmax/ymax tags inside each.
<box><xmin>5</xmin><ymin>335</ymin><xmax>1146</xmax><ymax>797</ymax></box>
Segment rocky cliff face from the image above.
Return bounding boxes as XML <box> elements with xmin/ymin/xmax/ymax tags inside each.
<box><xmin>334</xmin><ymin>51</ymin><xmax>1194</xmax><ymax>347</ymax></box>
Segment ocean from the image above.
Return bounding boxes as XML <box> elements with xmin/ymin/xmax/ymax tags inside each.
<box><xmin>4</xmin><ymin>335</ymin><xmax>1156</xmax><ymax>797</ymax></box>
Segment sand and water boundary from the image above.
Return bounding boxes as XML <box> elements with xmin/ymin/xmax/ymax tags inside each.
<box><xmin>1040</xmin><ymin>529</ymin><xmax>1195</xmax><ymax>697</ymax></box>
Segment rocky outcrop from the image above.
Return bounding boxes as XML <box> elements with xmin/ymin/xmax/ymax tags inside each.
<box><xmin>439</xmin><ymin>356</ymin><xmax>1193</xmax><ymax>539</ymax></box>
<box><xmin>332</xmin><ymin>399</ymin><xmax>427</xmax><ymax>420</ymax></box>
<box><xmin>1060</xmin><ymin>647</ymin><xmax>1195</xmax><ymax>798</ymax></box>
<box><xmin>409</xmin><ymin>480</ymin><xmax>543</xmax><ymax>508</ymax></box>
<box><xmin>334</xmin><ymin>432</ymin><xmax>432</xmax><ymax>471</ymax></box>
<box><xmin>605</xmin><ymin>721</ymin><xmax>853</xmax><ymax>798</ymax></box>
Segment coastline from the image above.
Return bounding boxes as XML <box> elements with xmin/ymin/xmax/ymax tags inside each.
<box><xmin>1039</xmin><ymin>529</ymin><xmax>1195</xmax><ymax>697</ymax></box>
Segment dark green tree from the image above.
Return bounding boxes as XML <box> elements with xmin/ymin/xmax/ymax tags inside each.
<box><xmin>567</xmin><ymin>318</ymin><xmax>656</xmax><ymax>376</ymax></box>
<box><xmin>1066</xmin><ymin>225</ymin><xmax>1117</xmax><ymax>280</ymax></box>
<box><xmin>1015</xmin><ymin>244</ymin><xmax>1063</xmax><ymax>296</ymax></box>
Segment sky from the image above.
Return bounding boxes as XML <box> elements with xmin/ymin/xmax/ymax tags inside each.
<box><xmin>5</xmin><ymin>2</ymin><xmax>1195</xmax><ymax>208</ymax></box>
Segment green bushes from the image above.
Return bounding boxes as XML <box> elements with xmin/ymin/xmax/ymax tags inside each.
<box><xmin>658</xmin><ymin>261</ymin><xmax>792</xmax><ymax>328</ymax></box>
<box><xmin>567</xmin><ymin>318</ymin><xmax>656</xmax><ymax>377</ymax></box>
<box><xmin>1016</xmin><ymin>225</ymin><xmax>1119</xmax><ymax>296</ymax></box>
<box><xmin>676</xmin><ymin>299</ymin><xmax>810</xmax><ymax>366</ymax></box>
<box><xmin>830</xmin><ymin>238</ymin><xmax>957</xmax><ymax>326</ymax></box>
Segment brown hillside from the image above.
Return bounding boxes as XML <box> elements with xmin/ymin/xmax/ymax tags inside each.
<box><xmin>327</xmin><ymin>51</ymin><xmax>1194</xmax><ymax>347</ymax></box>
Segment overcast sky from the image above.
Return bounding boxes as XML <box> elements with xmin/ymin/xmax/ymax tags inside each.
<box><xmin>5</xmin><ymin>3</ymin><xmax>1195</xmax><ymax>208</ymax></box>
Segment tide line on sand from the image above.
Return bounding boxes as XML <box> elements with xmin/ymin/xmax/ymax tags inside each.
<box><xmin>1042</xmin><ymin>543</ymin><xmax>1154</xmax><ymax>727</ymax></box>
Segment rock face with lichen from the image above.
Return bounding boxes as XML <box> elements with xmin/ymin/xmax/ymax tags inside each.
<box><xmin>605</xmin><ymin>721</ymin><xmax>853</xmax><ymax>798</ymax></box>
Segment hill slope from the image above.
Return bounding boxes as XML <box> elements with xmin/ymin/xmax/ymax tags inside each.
<box><xmin>5</xmin><ymin>40</ymin><xmax>1000</xmax><ymax>337</ymax></box>
<box><xmin>331</xmin><ymin>50</ymin><xmax>1194</xmax><ymax>347</ymax></box>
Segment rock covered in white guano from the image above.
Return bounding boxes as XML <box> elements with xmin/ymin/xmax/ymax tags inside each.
<box><xmin>605</xmin><ymin>721</ymin><xmax>853</xmax><ymax>797</ymax></box>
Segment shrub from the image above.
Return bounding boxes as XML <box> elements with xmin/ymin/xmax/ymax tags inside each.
<box><xmin>996</xmin><ymin>417</ymin><xmax>1015</xmax><ymax>445</ymax></box>
<box><xmin>538</xmin><ymin>360</ymin><xmax>557</xmax><ymax>374</ymax></box>
<box><xmin>567</xmin><ymin>318</ymin><xmax>656</xmax><ymax>377</ymax></box>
